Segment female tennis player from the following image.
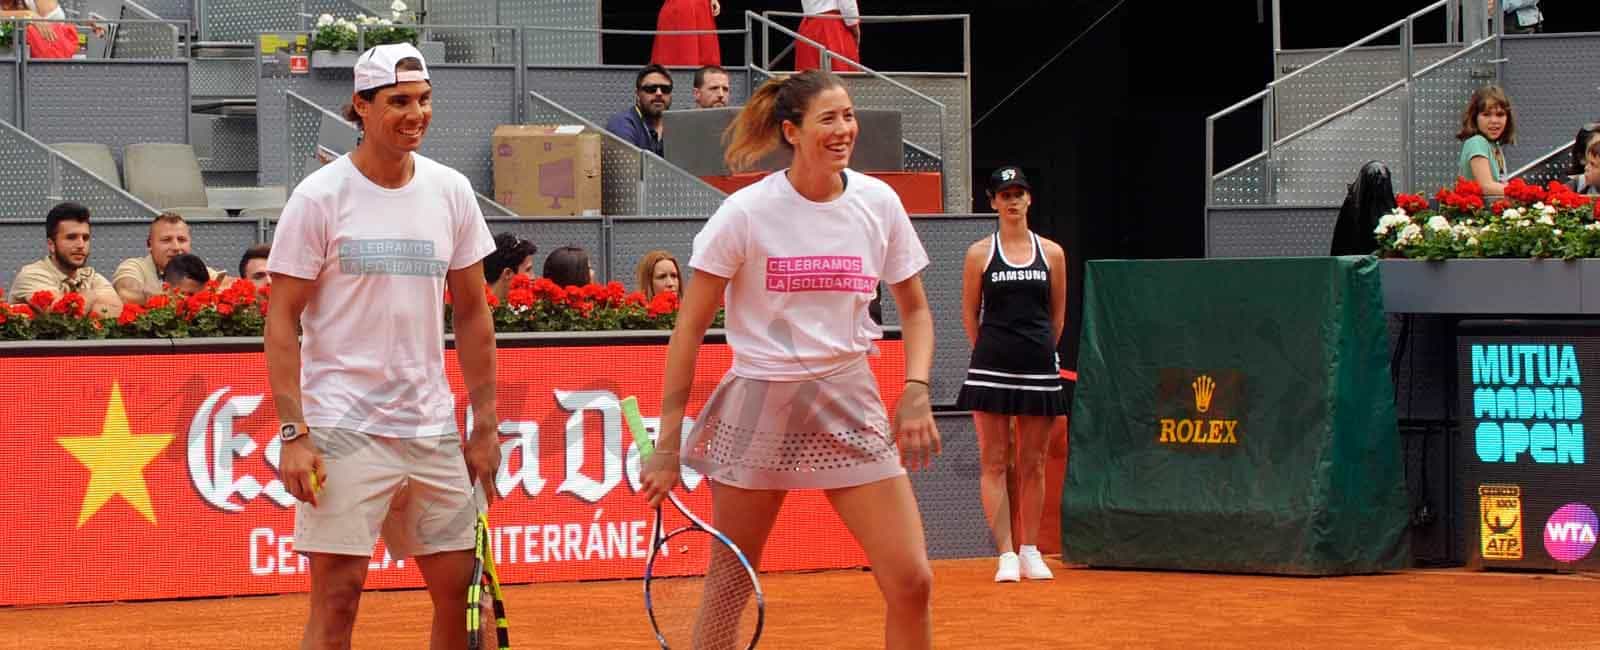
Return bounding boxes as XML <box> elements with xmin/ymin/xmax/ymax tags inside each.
<box><xmin>639</xmin><ymin>69</ymin><xmax>940</xmax><ymax>649</ymax></box>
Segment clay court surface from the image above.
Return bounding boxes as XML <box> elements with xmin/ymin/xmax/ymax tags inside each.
<box><xmin>5</xmin><ymin>557</ymin><xmax>1598</xmax><ymax>648</ymax></box>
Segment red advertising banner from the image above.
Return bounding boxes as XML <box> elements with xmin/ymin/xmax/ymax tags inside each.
<box><xmin>0</xmin><ymin>340</ymin><xmax>906</xmax><ymax>606</ymax></box>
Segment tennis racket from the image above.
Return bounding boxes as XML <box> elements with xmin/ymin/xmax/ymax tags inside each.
<box><xmin>467</xmin><ymin>488</ymin><xmax>510</xmax><ymax>650</ymax></box>
<box><xmin>622</xmin><ymin>396</ymin><xmax>764</xmax><ymax>650</ymax></box>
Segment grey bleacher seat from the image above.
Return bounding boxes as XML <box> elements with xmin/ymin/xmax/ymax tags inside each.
<box><xmin>52</xmin><ymin>142</ymin><xmax>121</xmax><ymax>187</ymax></box>
<box><xmin>238</xmin><ymin>207</ymin><xmax>280</xmax><ymax>221</ymax></box>
<box><xmin>123</xmin><ymin>143</ymin><xmax>228</xmax><ymax>218</ymax></box>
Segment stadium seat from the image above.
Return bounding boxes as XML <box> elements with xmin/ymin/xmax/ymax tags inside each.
<box><xmin>123</xmin><ymin>143</ymin><xmax>228</xmax><ymax>217</ymax></box>
<box><xmin>52</xmin><ymin>142</ymin><xmax>121</xmax><ymax>187</ymax></box>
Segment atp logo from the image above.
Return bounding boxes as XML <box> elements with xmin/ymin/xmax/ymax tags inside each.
<box><xmin>1544</xmin><ymin>503</ymin><xmax>1598</xmax><ymax>564</ymax></box>
<box><xmin>1479</xmin><ymin>484</ymin><xmax>1524</xmax><ymax>560</ymax></box>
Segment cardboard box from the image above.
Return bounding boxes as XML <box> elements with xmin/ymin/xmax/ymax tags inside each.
<box><xmin>492</xmin><ymin>125</ymin><xmax>602</xmax><ymax>217</ymax></box>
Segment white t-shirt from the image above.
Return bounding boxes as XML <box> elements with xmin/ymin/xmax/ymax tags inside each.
<box><xmin>267</xmin><ymin>153</ymin><xmax>495</xmax><ymax>438</ymax></box>
<box><xmin>691</xmin><ymin>169</ymin><xmax>928</xmax><ymax>381</ymax></box>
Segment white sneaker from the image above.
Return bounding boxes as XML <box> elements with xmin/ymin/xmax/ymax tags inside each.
<box><xmin>1019</xmin><ymin>547</ymin><xmax>1055</xmax><ymax>580</ymax></box>
<box><xmin>994</xmin><ymin>552</ymin><xmax>1020</xmax><ymax>583</ymax></box>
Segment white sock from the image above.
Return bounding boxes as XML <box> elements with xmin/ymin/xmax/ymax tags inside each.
<box><xmin>1019</xmin><ymin>545</ymin><xmax>1038</xmax><ymax>555</ymax></box>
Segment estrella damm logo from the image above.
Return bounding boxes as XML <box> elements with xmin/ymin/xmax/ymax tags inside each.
<box><xmin>1479</xmin><ymin>484</ymin><xmax>1523</xmax><ymax>560</ymax></box>
<box><xmin>1156</xmin><ymin>369</ymin><xmax>1244</xmax><ymax>447</ymax></box>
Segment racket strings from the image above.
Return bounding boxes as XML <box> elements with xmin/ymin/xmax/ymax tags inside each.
<box><xmin>650</xmin><ymin>531</ymin><xmax>759</xmax><ymax>650</ymax></box>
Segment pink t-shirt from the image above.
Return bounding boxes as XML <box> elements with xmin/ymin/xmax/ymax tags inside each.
<box><xmin>267</xmin><ymin>154</ymin><xmax>495</xmax><ymax>438</ymax></box>
<box><xmin>690</xmin><ymin>169</ymin><xmax>928</xmax><ymax>381</ymax></box>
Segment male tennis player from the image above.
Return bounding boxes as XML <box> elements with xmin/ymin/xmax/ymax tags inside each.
<box><xmin>265</xmin><ymin>42</ymin><xmax>502</xmax><ymax>648</ymax></box>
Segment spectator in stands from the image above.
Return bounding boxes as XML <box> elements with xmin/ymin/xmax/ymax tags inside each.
<box><xmin>1499</xmin><ymin>0</ymin><xmax>1543</xmax><ymax>34</ymax></box>
<box><xmin>651</xmin><ymin>0</ymin><xmax>721</xmax><ymax>66</ymax></box>
<box><xmin>797</xmin><ymin>0</ymin><xmax>862</xmax><ymax>73</ymax></box>
<box><xmin>692</xmin><ymin>65</ymin><xmax>732</xmax><ymax>109</ymax></box>
<box><xmin>1571</xmin><ymin>124</ymin><xmax>1600</xmax><ymax>195</ymax></box>
<box><xmin>2</xmin><ymin>0</ymin><xmax>88</xmax><ymax>59</ymax></box>
<box><xmin>635</xmin><ymin>250</ymin><xmax>681</xmax><ymax>298</ymax></box>
<box><xmin>1457</xmin><ymin>85</ymin><xmax>1516</xmax><ymax>197</ymax></box>
<box><xmin>543</xmin><ymin>245</ymin><xmax>594</xmax><ymax>288</ymax></box>
<box><xmin>8</xmin><ymin>201</ymin><xmax>121</xmax><ymax>316</ymax></box>
<box><xmin>114</xmin><ymin>212</ymin><xmax>224</xmax><ymax>303</ymax></box>
<box><xmin>239</xmin><ymin>244</ymin><xmax>271</xmax><ymax>289</ymax></box>
<box><xmin>482</xmin><ymin>232</ymin><xmax>537</xmax><ymax>302</ymax></box>
<box><xmin>606</xmin><ymin>65</ymin><xmax>673</xmax><ymax>157</ymax></box>
<box><xmin>162</xmin><ymin>253</ymin><xmax>210</xmax><ymax>295</ymax></box>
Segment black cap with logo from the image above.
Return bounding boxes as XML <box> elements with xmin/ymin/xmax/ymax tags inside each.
<box><xmin>988</xmin><ymin>166</ymin><xmax>1031</xmax><ymax>195</ymax></box>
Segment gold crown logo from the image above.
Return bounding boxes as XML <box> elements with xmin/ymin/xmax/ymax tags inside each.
<box><xmin>1192</xmin><ymin>375</ymin><xmax>1215</xmax><ymax>413</ymax></box>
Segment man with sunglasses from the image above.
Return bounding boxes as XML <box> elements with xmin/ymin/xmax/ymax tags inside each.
<box><xmin>606</xmin><ymin>64</ymin><xmax>673</xmax><ymax>157</ymax></box>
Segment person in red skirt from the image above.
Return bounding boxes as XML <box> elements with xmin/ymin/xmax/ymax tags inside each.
<box><xmin>796</xmin><ymin>0</ymin><xmax>861</xmax><ymax>72</ymax></box>
<box><xmin>652</xmin><ymin>0</ymin><xmax>722</xmax><ymax>66</ymax></box>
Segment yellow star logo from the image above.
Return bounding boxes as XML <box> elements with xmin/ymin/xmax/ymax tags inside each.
<box><xmin>56</xmin><ymin>382</ymin><xmax>174</xmax><ymax>527</ymax></box>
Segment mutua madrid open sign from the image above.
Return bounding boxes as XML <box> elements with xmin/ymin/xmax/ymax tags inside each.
<box><xmin>1458</xmin><ymin>323</ymin><xmax>1600</xmax><ymax>571</ymax></box>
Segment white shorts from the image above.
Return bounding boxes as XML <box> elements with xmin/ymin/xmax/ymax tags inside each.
<box><xmin>293</xmin><ymin>427</ymin><xmax>478</xmax><ymax>559</ymax></box>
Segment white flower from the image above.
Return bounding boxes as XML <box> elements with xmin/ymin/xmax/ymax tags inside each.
<box><xmin>1554</xmin><ymin>229</ymin><xmax>1564</xmax><ymax>236</ymax></box>
<box><xmin>1587</xmin><ymin>223</ymin><xmax>1600</xmax><ymax>232</ymax></box>
<box><xmin>391</xmin><ymin>0</ymin><xmax>408</xmax><ymax>12</ymax></box>
<box><xmin>1398</xmin><ymin>224</ymin><xmax>1423</xmax><ymax>245</ymax></box>
<box><xmin>316</xmin><ymin>13</ymin><xmax>334</xmax><ymax>27</ymax></box>
<box><xmin>379</xmin><ymin>18</ymin><xmax>392</xmax><ymax>25</ymax></box>
<box><xmin>360</xmin><ymin>15</ymin><xmax>380</xmax><ymax>25</ymax></box>
<box><xmin>1520</xmin><ymin>219</ymin><xmax>1533</xmax><ymax>227</ymax></box>
<box><xmin>1376</xmin><ymin>213</ymin><xmax>1410</xmax><ymax>235</ymax></box>
<box><xmin>1428</xmin><ymin>215</ymin><xmax>1451</xmax><ymax>232</ymax></box>
<box><xmin>1467</xmin><ymin>237</ymin><xmax>1480</xmax><ymax>247</ymax></box>
<box><xmin>1539</xmin><ymin>214</ymin><xmax>1556</xmax><ymax>226</ymax></box>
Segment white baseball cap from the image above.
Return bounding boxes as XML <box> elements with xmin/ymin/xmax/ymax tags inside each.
<box><xmin>353</xmin><ymin>43</ymin><xmax>430</xmax><ymax>93</ymax></box>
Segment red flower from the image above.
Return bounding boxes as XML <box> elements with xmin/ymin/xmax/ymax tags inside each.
<box><xmin>443</xmin><ymin>289</ymin><xmax>454</xmax><ymax>305</ymax></box>
<box><xmin>509</xmin><ymin>274</ymin><xmax>534</xmax><ymax>292</ymax></box>
<box><xmin>50</xmin><ymin>292</ymin><xmax>86</xmax><ymax>318</ymax></box>
<box><xmin>647</xmin><ymin>291</ymin><xmax>679</xmax><ymax>318</ymax></box>
<box><xmin>1453</xmin><ymin>177</ymin><xmax>1484</xmax><ymax>199</ymax></box>
<box><xmin>117</xmin><ymin>303</ymin><xmax>145</xmax><ymax>326</ymax></box>
<box><xmin>507</xmin><ymin>288</ymin><xmax>534</xmax><ymax>309</ymax></box>
<box><xmin>1395</xmin><ymin>193</ymin><xmax>1430</xmax><ymax>215</ymax></box>
<box><xmin>485</xmin><ymin>291</ymin><xmax>501</xmax><ymax>308</ymax></box>
<box><xmin>10</xmin><ymin>304</ymin><xmax>34</xmax><ymax>319</ymax></box>
<box><xmin>258</xmin><ymin>284</ymin><xmax>271</xmax><ymax>299</ymax></box>
<box><xmin>91</xmin><ymin>317</ymin><xmax>103</xmax><ymax>331</ymax></box>
<box><xmin>575</xmin><ymin>299</ymin><xmax>595</xmax><ymax>316</ymax></box>
<box><xmin>1545</xmin><ymin>181</ymin><xmax>1592</xmax><ymax>210</ymax></box>
<box><xmin>29</xmin><ymin>290</ymin><xmax>54</xmax><ymax>311</ymax></box>
<box><xmin>624</xmin><ymin>291</ymin><xmax>648</xmax><ymax>307</ymax></box>
<box><xmin>1503</xmin><ymin>177</ymin><xmax>1545</xmax><ymax>204</ymax></box>
<box><xmin>217</xmin><ymin>303</ymin><xmax>235</xmax><ymax>316</ymax></box>
<box><xmin>1490</xmin><ymin>199</ymin><xmax>1511</xmax><ymax>214</ymax></box>
<box><xmin>0</xmin><ymin>306</ymin><xmax>7</xmax><ymax>325</ymax></box>
<box><xmin>144</xmin><ymin>294</ymin><xmax>170</xmax><ymax>309</ymax></box>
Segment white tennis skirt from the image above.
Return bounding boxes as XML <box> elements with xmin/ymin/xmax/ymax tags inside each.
<box><xmin>683</xmin><ymin>356</ymin><xmax>906</xmax><ymax>490</ymax></box>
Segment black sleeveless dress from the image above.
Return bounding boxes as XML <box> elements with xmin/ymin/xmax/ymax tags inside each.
<box><xmin>954</xmin><ymin>232</ymin><xmax>1068</xmax><ymax>416</ymax></box>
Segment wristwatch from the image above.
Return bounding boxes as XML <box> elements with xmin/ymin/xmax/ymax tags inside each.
<box><xmin>279</xmin><ymin>422</ymin><xmax>309</xmax><ymax>442</ymax></box>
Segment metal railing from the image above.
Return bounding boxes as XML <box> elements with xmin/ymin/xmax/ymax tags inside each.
<box><xmin>1508</xmin><ymin>141</ymin><xmax>1579</xmax><ymax>189</ymax></box>
<box><xmin>754</xmin><ymin>10</ymin><xmax>970</xmax><ymax>75</ymax></box>
<box><xmin>0</xmin><ymin>118</ymin><xmax>160</xmax><ymax>221</ymax></box>
<box><xmin>1206</xmin><ymin>0</ymin><xmax>1492</xmax><ymax>206</ymax></box>
<box><xmin>525</xmin><ymin>89</ymin><xmax>727</xmax><ymax>218</ymax></box>
<box><xmin>285</xmin><ymin>90</ymin><xmax>515</xmax><ymax>216</ymax></box>
<box><xmin>742</xmin><ymin>11</ymin><xmax>949</xmax><ymax>204</ymax></box>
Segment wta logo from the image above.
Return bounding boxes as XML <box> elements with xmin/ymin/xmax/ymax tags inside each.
<box><xmin>1543</xmin><ymin>503</ymin><xmax>1599</xmax><ymax>563</ymax></box>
